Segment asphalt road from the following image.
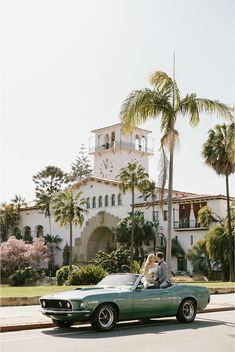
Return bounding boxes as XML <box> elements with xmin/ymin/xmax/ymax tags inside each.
<box><xmin>1</xmin><ymin>311</ymin><xmax>234</xmax><ymax>352</ymax></box>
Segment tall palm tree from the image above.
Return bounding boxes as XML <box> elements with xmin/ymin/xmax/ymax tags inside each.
<box><xmin>33</xmin><ymin>166</ymin><xmax>69</xmax><ymax>237</ymax></box>
<box><xmin>202</xmin><ymin>123</ymin><xmax>235</xmax><ymax>281</ymax></box>
<box><xmin>120</xmin><ymin>70</ymin><xmax>233</xmax><ymax>277</ymax></box>
<box><xmin>116</xmin><ymin>161</ymin><xmax>149</xmax><ymax>271</ymax></box>
<box><xmin>52</xmin><ymin>190</ymin><xmax>87</xmax><ymax>269</ymax></box>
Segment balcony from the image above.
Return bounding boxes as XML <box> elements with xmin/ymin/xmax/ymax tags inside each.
<box><xmin>89</xmin><ymin>141</ymin><xmax>154</xmax><ymax>154</ymax></box>
<box><xmin>174</xmin><ymin>220</ymin><xmax>209</xmax><ymax>231</ymax></box>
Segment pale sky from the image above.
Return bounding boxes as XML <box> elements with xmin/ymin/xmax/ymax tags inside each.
<box><xmin>1</xmin><ymin>0</ymin><xmax>234</xmax><ymax>203</ymax></box>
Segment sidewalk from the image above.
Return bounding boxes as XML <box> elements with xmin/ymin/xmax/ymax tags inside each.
<box><xmin>1</xmin><ymin>293</ymin><xmax>234</xmax><ymax>332</ymax></box>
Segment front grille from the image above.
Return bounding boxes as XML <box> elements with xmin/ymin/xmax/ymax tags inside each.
<box><xmin>40</xmin><ymin>299</ymin><xmax>72</xmax><ymax>310</ymax></box>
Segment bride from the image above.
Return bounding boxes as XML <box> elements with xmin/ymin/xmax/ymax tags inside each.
<box><xmin>141</xmin><ymin>253</ymin><xmax>158</xmax><ymax>288</ymax></box>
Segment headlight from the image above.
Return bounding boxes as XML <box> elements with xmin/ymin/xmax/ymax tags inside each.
<box><xmin>66</xmin><ymin>301</ymin><xmax>72</xmax><ymax>309</ymax></box>
<box><xmin>41</xmin><ymin>300</ymin><xmax>46</xmax><ymax>307</ymax></box>
<box><xmin>80</xmin><ymin>301</ymin><xmax>87</xmax><ymax>309</ymax></box>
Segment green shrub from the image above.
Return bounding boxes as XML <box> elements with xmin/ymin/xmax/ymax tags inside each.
<box><xmin>9</xmin><ymin>267</ymin><xmax>40</xmax><ymax>286</ymax></box>
<box><xmin>67</xmin><ymin>265</ymin><xmax>107</xmax><ymax>285</ymax></box>
<box><xmin>56</xmin><ymin>265</ymin><xmax>79</xmax><ymax>286</ymax></box>
<box><xmin>91</xmin><ymin>247</ymin><xmax>131</xmax><ymax>273</ymax></box>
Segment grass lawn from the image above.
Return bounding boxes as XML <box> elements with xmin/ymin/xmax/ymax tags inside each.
<box><xmin>0</xmin><ymin>285</ymin><xmax>83</xmax><ymax>297</ymax></box>
<box><xmin>0</xmin><ymin>281</ymin><xmax>234</xmax><ymax>297</ymax></box>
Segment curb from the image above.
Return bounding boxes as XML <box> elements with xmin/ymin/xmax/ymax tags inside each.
<box><xmin>1</xmin><ymin>306</ymin><xmax>234</xmax><ymax>333</ymax></box>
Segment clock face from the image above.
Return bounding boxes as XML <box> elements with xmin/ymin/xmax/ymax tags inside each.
<box><xmin>99</xmin><ymin>157</ymin><xmax>114</xmax><ymax>178</ymax></box>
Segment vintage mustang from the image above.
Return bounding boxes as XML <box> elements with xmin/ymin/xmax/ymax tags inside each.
<box><xmin>40</xmin><ymin>273</ymin><xmax>210</xmax><ymax>332</ymax></box>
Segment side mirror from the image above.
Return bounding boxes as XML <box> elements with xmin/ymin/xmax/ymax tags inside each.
<box><xmin>136</xmin><ymin>284</ymin><xmax>144</xmax><ymax>291</ymax></box>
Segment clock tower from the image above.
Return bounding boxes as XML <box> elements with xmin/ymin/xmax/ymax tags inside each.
<box><xmin>89</xmin><ymin>123</ymin><xmax>154</xmax><ymax>179</ymax></box>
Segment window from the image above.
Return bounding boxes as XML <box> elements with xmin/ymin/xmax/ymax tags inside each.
<box><xmin>118</xmin><ymin>193</ymin><xmax>122</xmax><ymax>205</ymax></box>
<box><xmin>92</xmin><ymin>196</ymin><xmax>96</xmax><ymax>208</ymax></box>
<box><xmin>177</xmin><ymin>257</ymin><xmax>187</xmax><ymax>271</ymax></box>
<box><xmin>105</xmin><ymin>195</ymin><xmax>109</xmax><ymax>207</ymax></box>
<box><xmin>36</xmin><ymin>225</ymin><xmax>43</xmax><ymax>237</ymax></box>
<box><xmin>111</xmin><ymin>131</ymin><xmax>116</xmax><ymax>147</ymax></box>
<box><xmin>86</xmin><ymin>197</ymin><xmax>90</xmax><ymax>209</ymax></box>
<box><xmin>111</xmin><ymin>194</ymin><xmax>115</xmax><ymax>206</ymax></box>
<box><xmin>153</xmin><ymin>211</ymin><xmax>159</xmax><ymax>221</ymax></box>
<box><xmin>190</xmin><ymin>235</ymin><xmax>194</xmax><ymax>245</ymax></box>
<box><xmin>104</xmin><ymin>134</ymin><xmax>109</xmax><ymax>149</ymax></box>
<box><xmin>98</xmin><ymin>196</ymin><xmax>103</xmax><ymax>207</ymax></box>
<box><xmin>163</xmin><ymin>210</ymin><xmax>167</xmax><ymax>221</ymax></box>
<box><xmin>159</xmin><ymin>233</ymin><xmax>165</xmax><ymax>247</ymax></box>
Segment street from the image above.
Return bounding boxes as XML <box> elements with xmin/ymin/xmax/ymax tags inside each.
<box><xmin>1</xmin><ymin>311</ymin><xmax>234</xmax><ymax>352</ymax></box>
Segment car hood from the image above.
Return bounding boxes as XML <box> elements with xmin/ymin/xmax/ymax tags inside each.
<box><xmin>40</xmin><ymin>287</ymin><xmax>131</xmax><ymax>301</ymax></box>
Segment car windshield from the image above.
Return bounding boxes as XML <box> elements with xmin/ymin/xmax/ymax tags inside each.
<box><xmin>96</xmin><ymin>274</ymin><xmax>140</xmax><ymax>288</ymax></box>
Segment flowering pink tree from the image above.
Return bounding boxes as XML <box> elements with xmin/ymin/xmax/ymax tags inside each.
<box><xmin>0</xmin><ymin>236</ymin><xmax>50</xmax><ymax>276</ymax></box>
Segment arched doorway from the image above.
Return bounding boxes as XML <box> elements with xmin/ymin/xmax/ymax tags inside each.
<box><xmin>73</xmin><ymin>211</ymin><xmax>121</xmax><ymax>263</ymax></box>
<box><xmin>87</xmin><ymin>226</ymin><xmax>116</xmax><ymax>260</ymax></box>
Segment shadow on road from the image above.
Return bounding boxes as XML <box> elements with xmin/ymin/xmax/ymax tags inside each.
<box><xmin>42</xmin><ymin>317</ymin><xmax>228</xmax><ymax>339</ymax></box>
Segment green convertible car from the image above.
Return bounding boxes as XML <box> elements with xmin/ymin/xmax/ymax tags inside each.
<box><xmin>40</xmin><ymin>273</ymin><xmax>210</xmax><ymax>332</ymax></box>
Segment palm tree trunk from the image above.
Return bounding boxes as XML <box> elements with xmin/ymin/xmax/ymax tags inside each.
<box><xmin>166</xmin><ymin>143</ymin><xmax>174</xmax><ymax>278</ymax></box>
<box><xmin>48</xmin><ymin>215</ymin><xmax>52</xmax><ymax>237</ymax></box>
<box><xmin>69</xmin><ymin>222</ymin><xmax>73</xmax><ymax>270</ymax></box>
<box><xmin>225</xmin><ymin>172</ymin><xmax>234</xmax><ymax>281</ymax></box>
<box><xmin>130</xmin><ymin>181</ymin><xmax>135</xmax><ymax>272</ymax></box>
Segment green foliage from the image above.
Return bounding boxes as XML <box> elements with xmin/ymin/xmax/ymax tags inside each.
<box><xmin>69</xmin><ymin>144</ymin><xmax>93</xmax><ymax>182</ymax></box>
<box><xmin>187</xmin><ymin>240</ymin><xmax>210</xmax><ymax>275</ymax></box>
<box><xmin>171</xmin><ymin>237</ymin><xmax>185</xmax><ymax>257</ymax></box>
<box><xmin>112</xmin><ymin>212</ymin><xmax>156</xmax><ymax>261</ymax></box>
<box><xmin>67</xmin><ymin>265</ymin><xmax>107</xmax><ymax>285</ymax></box>
<box><xmin>56</xmin><ymin>265</ymin><xmax>79</xmax><ymax>286</ymax></box>
<box><xmin>9</xmin><ymin>267</ymin><xmax>40</xmax><ymax>286</ymax></box>
<box><xmin>91</xmin><ymin>247</ymin><xmax>131</xmax><ymax>273</ymax></box>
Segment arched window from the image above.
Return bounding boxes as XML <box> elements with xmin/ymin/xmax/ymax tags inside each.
<box><xmin>104</xmin><ymin>134</ymin><xmax>109</xmax><ymax>149</ymax></box>
<box><xmin>118</xmin><ymin>193</ymin><xmax>122</xmax><ymax>205</ymax></box>
<box><xmin>36</xmin><ymin>225</ymin><xmax>43</xmax><ymax>237</ymax></box>
<box><xmin>105</xmin><ymin>195</ymin><xmax>109</xmax><ymax>207</ymax></box>
<box><xmin>141</xmin><ymin>136</ymin><xmax>146</xmax><ymax>151</ymax></box>
<box><xmin>98</xmin><ymin>195</ymin><xmax>103</xmax><ymax>207</ymax></box>
<box><xmin>111</xmin><ymin>131</ymin><xmax>116</xmax><ymax>147</ymax></box>
<box><xmin>111</xmin><ymin>194</ymin><xmax>115</xmax><ymax>206</ymax></box>
<box><xmin>23</xmin><ymin>226</ymin><xmax>32</xmax><ymax>242</ymax></box>
<box><xmin>92</xmin><ymin>196</ymin><xmax>96</xmax><ymax>208</ymax></box>
<box><xmin>135</xmin><ymin>135</ymin><xmax>141</xmax><ymax>150</ymax></box>
<box><xmin>86</xmin><ymin>197</ymin><xmax>90</xmax><ymax>209</ymax></box>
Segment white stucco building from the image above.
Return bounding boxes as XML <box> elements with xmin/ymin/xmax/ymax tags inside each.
<box><xmin>18</xmin><ymin>123</ymin><xmax>231</xmax><ymax>274</ymax></box>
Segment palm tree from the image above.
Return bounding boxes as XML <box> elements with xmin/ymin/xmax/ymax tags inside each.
<box><xmin>52</xmin><ymin>190</ymin><xmax>87</xmax><ymax>269</ymax></box>
<box><xmin>43</xmin><ymin>234</ymin><xmax>62</xmax><ymax>273</ymax></box>
<box><xmin>202</xmin><ymin>123</ymin><xmax>235</xmax><ymax>281</ymax></box>
<box><xmin>116</xmin><ymin>161</ymin><xmax>149</xmax><ymax>271</ymax></box>
<box><xmin>33</xmin><ymin>166</ymin><xmax>69</xmax><ymax>237</ymax></box>
<box><xmin>120</xmin><ymin>70</ymin><xmax>233</xmax><ymax>277</ymax></box>
<box><xmin>0</xmin><ymin>203</ymin><xmax>19</xmax><ymax>241</ymax></box>
<box><xmin>36</xmin><ymin>192</ymin><xmax>53</xmax><ymax>236</ymax></box>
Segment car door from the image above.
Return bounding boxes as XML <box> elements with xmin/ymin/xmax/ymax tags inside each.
<box><xmin>132</xmin><ymin>287</ymin><xmax>173</xmax><ymax>318</ymax></box>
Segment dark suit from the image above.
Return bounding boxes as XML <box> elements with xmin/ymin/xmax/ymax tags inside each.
<box><xmin>156</xmin><ymin>260</ymin><xmax>171</xmax><ymax>288</ymax></box>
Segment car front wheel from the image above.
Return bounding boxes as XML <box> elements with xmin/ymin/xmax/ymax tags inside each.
<box><xmin>176</xmin><ymin>299</ymin><xmax>196</xmax><ymax>323</ymax></box>
<box><xmin>91</xmin><ymin>304</ymin><xmax>117</xmax><ymax>332</ymax></box>
<box><xmin>52</xmin><ymin>319</ymin><xmax>73</xmax><ymax>328</ymax></box>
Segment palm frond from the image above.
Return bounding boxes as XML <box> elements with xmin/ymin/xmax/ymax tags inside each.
<box><xmin>149</xmin><ymin>71</ymin><xmax>181</xmax><ymax>107</ymax></box>
<box><xmin>120</xmin><ymin>89</ymin><xmax>171</xmax><ymax>134</ymax></box>
<box><xmin>180</xmin><ymin>94</ymin><xmax>234</xmax><ymax>126</ymax></box>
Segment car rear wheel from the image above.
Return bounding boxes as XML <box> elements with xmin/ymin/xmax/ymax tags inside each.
<box><xmin>52</xmin><ymin>319</ymin><xmax>73</xmax><ymax>328</ymax></box>
<box><xmin>91</xmin><ymin>304</ymin><xmax>117</xmax><ymax>332</ymax></box>
<box><xmin>176</xmin><ymin>299</ymin><xmax>196</xmax><ymax>323</ymax></box>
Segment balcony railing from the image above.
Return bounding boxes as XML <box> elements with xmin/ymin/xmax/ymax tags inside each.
<box><xmin>89</xmin><ymin>141</ymin><xmax>154</xmax><ymax>154</ymax></box>
<box><xmin>174</xmin><ymin>220</ymin><xmax>208</xmax><ymax>230</ymax></box>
